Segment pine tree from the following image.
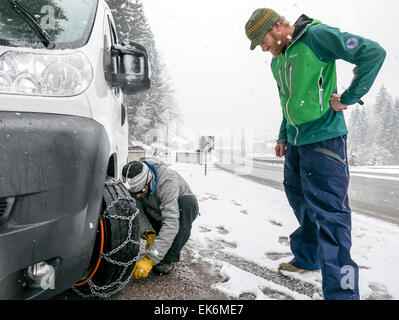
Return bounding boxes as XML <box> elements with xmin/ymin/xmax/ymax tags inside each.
<box><xmin>106</xmin><ymin>0</ymin><xmax>178</xmax><ymax>141</ymax></box>
<box><xmin>348</xmin><ymin>106</ymin><xmax>362</xmax><ymax>165</ymax></box>
<box><xmin>348</xmin><ymin>85</ymin><xmax>399</xmax><ymax>166</ymax></box>
<box><xmin>371</xmin><ymin>85</ymin><xmax>395</xmax><ymax>165</ymax></box>
<box><xmin>348</xmin><ymin>105</ymin><xmax>371</xmax><ymax>166</ymax></box>
<box><xmin>373</xmin><ymin>86</ymin><xmax>392</xmax><ymax>144</ymax></box>
<box><xmin>391</xmin><ymin>98</ymin><xmax>399</xmax><ymax>163</ymax></box>
<box><xmin>358</xmin><ymin>107</ymin><xmax>370</xmax><ymax>146</ymax></box>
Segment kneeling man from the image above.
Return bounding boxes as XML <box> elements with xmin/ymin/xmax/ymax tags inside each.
<box><xmin>122</xmin><ymin>160</ymin><xmax>199</xmax><ymax>279</ymax></box>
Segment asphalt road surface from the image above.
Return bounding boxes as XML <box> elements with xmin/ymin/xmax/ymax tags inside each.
<box><xmin>53</xmin><ymin>244</ymin><xmax>229</xmax><ymax>301</ymax></box>
<box><xmin>53</xmin><ymin>241</ymin><xmax>324</xmax><ymax>301</ymax></box>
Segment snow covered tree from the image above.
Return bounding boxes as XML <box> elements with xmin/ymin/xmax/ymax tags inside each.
<box><xmin>372</xmin><ymin>85</ymin><xmax>395</xmax><ymax>165</ymax></box>
<box><xmin>106</xmin><ymin>0</ymin><xmax>179</xmax><ymax>141</ymax></box>
<box><xmin>348</xmin><ymin>105</ymin><xmax>371</xmax><ymax>165</ymax></box>
<box><xmin>391</xmin><ymin>99</ymin><xmax>399</xmax><ymax>163</ymax></box>
<box><xmin>347</xmin><ymin>85</ymin><xmax>399</xmax><ymax>166</ymax></box>
<box><xmin>348</xmin><ymin>106</ymin><xmax>361</xmax><ymax>165</ymax></box>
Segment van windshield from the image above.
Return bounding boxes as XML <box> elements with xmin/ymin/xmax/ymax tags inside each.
<box><xmin>0</xmin><ymin>0</ymin><xmax>99</xmax><ymax>49</ymax></box>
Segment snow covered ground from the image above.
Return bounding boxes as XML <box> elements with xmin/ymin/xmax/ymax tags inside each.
<box><xmin>171</xmin><ymin>162</ymin><xmax>399</xmax><ymax>300</ymax></box>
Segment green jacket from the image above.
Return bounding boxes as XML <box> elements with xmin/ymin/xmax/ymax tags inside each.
<box><xmin>272</xmin><ymin>15</ymin><xmax>386</xmax><ymax>146</ymax></box>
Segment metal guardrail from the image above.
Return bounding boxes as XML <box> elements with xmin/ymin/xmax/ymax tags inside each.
<box><xmin>218</xmin><ymin>156</ymin><xmax>285</xmax><ymax>169</ymax></box>
<box><xmin>252</xmin><ymin>157</ymin><xmax>284</xmax><ymax>168</ymax></box>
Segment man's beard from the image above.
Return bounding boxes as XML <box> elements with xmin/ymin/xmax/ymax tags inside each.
<box><xmin>270</xmin><ymin>33</ymin><xmax>287</xmax><ymax>56</ymax></box>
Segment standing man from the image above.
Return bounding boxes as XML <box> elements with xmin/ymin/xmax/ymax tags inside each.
<box><xmin>122</xmin><ymin>160</ymin><xmax>199</xmax><ymax>279</ymax></box>
<box><xmin>245</xmin><ymin>8</ymin><xmax>385</xmax><ymax>300</ymax></box>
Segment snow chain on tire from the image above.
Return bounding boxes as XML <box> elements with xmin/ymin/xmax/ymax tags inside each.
<box><xmin>72</xmin><ymin>177</ymin><xmax>144</xmax><ymax>299</ymax></box>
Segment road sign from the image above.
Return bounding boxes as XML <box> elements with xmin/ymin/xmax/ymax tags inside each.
<box><xmin>199</xmin><ymin>136</ymin><xmax>215</xmax><ymax>176</ymax></box>
<box><xmin>199</xmin><ymin>136</ymin><xmax>215</xmax><ymax>152</ymax></box>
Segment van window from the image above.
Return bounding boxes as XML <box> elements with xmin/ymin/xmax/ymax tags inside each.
<box><xmin>103</xmin><ymin>14</ymin><xmax>120</xmax><ymax>95</ymax></box>
<box><xmin>103</xmin><ymin>14</ymin><xmax>113</xmax><ymax>85</ymax></box>
<box><xmin>108</xmin><ymin>17</ymin><xmax>120</xmax><ymax>95</ymax></box>
<box><xmin>108</xmin><ymin>16</ymin><xmax>119</xmax><ymax>76</ymax></box>
<box><xmin>0</xmin><ymin>0</ymin><xmax>98</xmax><ymax>49</ymax></box>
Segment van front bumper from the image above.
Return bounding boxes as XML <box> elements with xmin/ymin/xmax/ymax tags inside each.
<box><xmin>0</xmin><ymin>111</ymin><xmax>110</xmax><ymax>299</ymax></box>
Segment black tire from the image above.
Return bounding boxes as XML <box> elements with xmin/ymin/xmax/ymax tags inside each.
<box><xmin>73</xmin><ymin>177</ymin><xmax>140</xmax><ymax>298</ymax></box>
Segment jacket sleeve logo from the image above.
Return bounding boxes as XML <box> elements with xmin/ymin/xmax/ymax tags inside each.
<box><xmin>345</xmin><ymin>38</ymin><xmax>359</xmax><ymax>49</ymax></box>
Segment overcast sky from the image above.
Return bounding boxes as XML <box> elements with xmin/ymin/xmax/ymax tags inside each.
<box><xmin>142</xmin><ymin>0</ymin><xmax>399</xmax><ymax>140</ymax></box>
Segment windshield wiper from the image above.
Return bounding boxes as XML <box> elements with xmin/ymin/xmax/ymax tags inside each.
<box><xmin>7</xmin><ymin>0</ymin><xmax>55</xmax><ymax>49</ymax></box>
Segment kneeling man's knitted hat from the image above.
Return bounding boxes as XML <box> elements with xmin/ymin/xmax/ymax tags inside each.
<box><xmin>245</xmin><ymin>8</ymin><xmax>281</xmax><ymax>50</ymax></box>
<box><xmin>122</xmin><ymin>161</ymin><xmax>153</xmax><ymax>193</ymax></box>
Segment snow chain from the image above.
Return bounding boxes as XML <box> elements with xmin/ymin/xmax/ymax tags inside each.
<box><xmin>72</xmin><ymin>178</ymin><xmax>144</xmax><ymax>299</ymax></box>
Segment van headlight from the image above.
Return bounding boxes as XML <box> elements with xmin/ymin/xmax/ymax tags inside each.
<box><xmin>0</xmin><ymin>51</ymin><xmax>93</xmax><ymax>97</ymax></box>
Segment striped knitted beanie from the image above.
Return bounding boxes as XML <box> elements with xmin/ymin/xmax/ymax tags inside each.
<box><xmin>122</xmin><ymin>161</ymin><xmax>153</xmax><ymax>193</ymax></box>
<box><xmin>245</xmin><ymin>8</ymin><xmax>281</xmax><ymax>50</ymax></box>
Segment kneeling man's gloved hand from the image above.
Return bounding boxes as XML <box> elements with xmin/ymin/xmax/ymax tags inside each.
<box><xmin>132</xmin><ymin>255</ymin><xmax>155</xmax><ymax>279</ymax></box>
<box><xmin>141</xmin><ymin>229</ymin><xmax>156</xmax><ymax>250</ymax></box>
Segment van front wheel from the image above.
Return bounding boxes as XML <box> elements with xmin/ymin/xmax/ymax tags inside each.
<box><xmin>73</xmin><ymin>177</ymin><xmax>140</xmax><ymax>298</ymax></box>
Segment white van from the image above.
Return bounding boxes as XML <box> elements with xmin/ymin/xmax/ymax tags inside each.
<box><xmin>0</xmin><ymin>0</ymin><xmax>150</xmax><ymax>299</ymax></box>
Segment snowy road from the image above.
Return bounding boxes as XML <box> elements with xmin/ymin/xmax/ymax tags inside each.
<box><xmin>56</xmin><ymin>163</ymin><xmax>399</xmax><ymax>300</ymax></box>
<box><xmin>168</xmin><ymin>163</ymin><xmax>399</xmax><ymax>300</ymax></box>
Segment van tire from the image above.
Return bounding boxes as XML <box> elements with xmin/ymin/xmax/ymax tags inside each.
<box><xmin>73</xmin><ymin>177</ymin><xmax>140</xmax><ymax>298</ymax></box>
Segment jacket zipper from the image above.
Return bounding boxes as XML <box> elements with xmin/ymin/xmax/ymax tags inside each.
<box><xmin>289</xmin><ymin>62</ymin><xmax>295</xmax><ymax>94</ymax></box>
<box><xmin>278</xmin><ymin>67</ymin><xmax>287</xmax><ymax>96</ymax></box>
<box><xmin>283</xmin><ymin>25</ymin><xmax>311</xmax><ymax>145</ymax></box>
<box><xmin>318</xmin><ymin>67</ymin><xmax>324</xmax><ymax>112</ymax></box>
<box><xmin>284</xmin><ymin>56</ymin><xmax>298</xmax><ymax>144</ymax></box>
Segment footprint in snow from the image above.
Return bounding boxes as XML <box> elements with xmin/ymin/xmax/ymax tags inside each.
<box><xmin>199</xmin><ymin>225</ymin><xmax>212</xmax><ymax>233</ymax></box>
<box><xmin>205</xmin><ymin>193</ymin><xmax>218</xmax><ymax>200</ymax></box>
<box><xmin>220</xmin><ymin>239</ymin><xmax>238</xmax><ymax>249</ymax></box>
<box><xmin>265</xmin><ymin>252</ymin><xmax>292</xmax><ymax>261</ymax></box>
<box><xmin>216</xmin><ymin>226</ymin><xmax>229</xmax><ymax>235</ymax></box>
<box><xmin>231</xmin><ymin>200</ymin><xmax>242</xmax><ymax>207</ymax></box>
<box><xmin>238</xmin><ymin>292</ymin><xmax>257</xmax><ymax>300</ymax></box>
<box><xmin>204</xmin><ymin>238</ymin><xmax>237</xmax><ymax>251</ymax></box>
<box><xmin>268</xmin><ymin>220</ymin><xmax>283</xmax><ymax>227</ymax></box>
<box><xmin>198</xmin><ymin>193</ymin><xmax>218</xmax><ymax>202</ymax></box>
<box><xmin>240</xmin><ymin>210</ymin><xmax>249</xmax><ymax>215</ymax></box>
<box><xmin>262</xmin><ymin>287</ymin><xmax>294</xmax><ymax>300</ymax></box>
<box><xmin>359</xmin><ymin>265</ymin><xmax>370</xmax><ymax>270</ymax></box>
<box><xmin>368</xmin><ymin>282</ymin><xmax>393</xmax><ymax>300</ymax></box>
<box><xmin>278</xmin><ymin>237</ymin><xmax>290</xmax><ymax>246</ymax></box>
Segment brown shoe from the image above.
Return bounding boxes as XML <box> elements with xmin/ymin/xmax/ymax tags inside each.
<box><xmin>278</xmin><ymin>262</ymin><xmax>321</xmax><ymax>274</ymax></box>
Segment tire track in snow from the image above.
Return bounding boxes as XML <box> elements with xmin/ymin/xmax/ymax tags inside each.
<box><xmin>215</xmin><ymin>252</ymin><xmax>322</xmax><ymax>299</ymax></box>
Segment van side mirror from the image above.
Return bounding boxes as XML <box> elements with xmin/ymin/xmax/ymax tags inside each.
<box><xmin>111</xmin><ymin>41</ymin><xmax>151</xmax><ymax>95</ymax></box>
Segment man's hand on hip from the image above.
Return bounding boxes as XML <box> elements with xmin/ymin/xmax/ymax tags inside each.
<box><xmin>330</xmin><ymin>94</ymin><xmax>348</xmax><ymax>111</ymax></box>
<box><xmin>275</xmin><ymin>143</ymin><xmax>287</xmax><ymax>157</ymax></box>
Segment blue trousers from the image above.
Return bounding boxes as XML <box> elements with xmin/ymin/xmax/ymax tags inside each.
<box><xmin>283</xmin><ymin>136</ymin><xmax>359</xmax><ymax>300</ymax></box>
